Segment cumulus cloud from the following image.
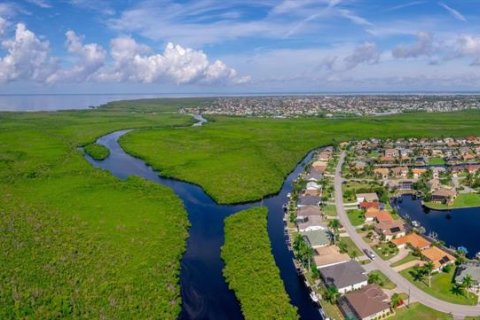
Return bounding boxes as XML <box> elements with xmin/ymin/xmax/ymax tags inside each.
<box><xmin>97</xmin><ymin>37</ymin><xmax>247</xmax><ymax>84</ymax></box>
<box><xmin>0</xmin><ymin>23</ymin><xmax>57</xmax><ymax>83</ymax></box>
<box><xmin>47</xmin><ymin>30</ymin><xmax>106</xmax><ymax>83</ymax></box>
<box><xmin>0</xmin><ymin>21</ymin><xmax>247</xmax><ymax>86</ymax></box>
<box><xmin>344</xmin><ymin>42</ymin><xmax>380</xmax><ymax>69</ymax></box>
<box><xmin>392</xmin><ymin>32</ymin><xmax>433</xmax><ymax>58</ymax></box>
<box><xmin>455</xmin><ymin>35</ymin><xmax>480</xmax><ymax>65</ymax></box>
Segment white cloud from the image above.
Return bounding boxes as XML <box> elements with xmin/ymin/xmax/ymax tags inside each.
<box><xmin>392</xmin><ymin>32</ymin><xmax>433</xmax><ymax>58</ymax></box>
<box><xmin>339</xmin><ymin>9</ymin><xmax>373</xmax><ymax>27</ymax></box>
<box><xmin>344</xmin><ymin>42</ymin><xmax>380</xmax><ymax>69</ymax></box>
<box><xmin>97</xmin><ymin>37</ymin><xmax>247</xmax><ymax>85</ymax></box>
<box><xmin>24</xmin><ymin>0</ymin><xmax>52</xmax><ymax>9</ymax></box>
<box><xmin>455</xmin><ymin>35</ymin><xmax>480</xmax><ymax>65</ymax></box>
<box><xmin>439</xmin><ymin>2</ymin><xmax>466</xmax><ymax>22</ymax></box>
<box><xmin>46</xmin><ymin>30</ymin><xmax>106</xmax><ymax>83</ymax></box>
<box><xmin>0</xmin><ymin>17</ymin><xmax>6</xmax><ymax>35</ymax></box>
<box><xmin>0</xmin><ymin>23</ymin><xmax>57</xmax><ymax>83</ymax></box>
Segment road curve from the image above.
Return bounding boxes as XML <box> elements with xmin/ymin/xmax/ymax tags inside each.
<box><xmin>334</xmin><ymin>151</ymin><xmax>480</xmax><ymax>318</ymax></box>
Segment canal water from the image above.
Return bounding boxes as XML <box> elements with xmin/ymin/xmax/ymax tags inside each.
<box><xmin>84</xmin><ymin>119</ymin><xmax>322</xmax><ymax>319</ymax></box>
<box><xmin>393</xmin><ymin>195</ymin><xmax>480</xmax><ymax>258</ymax></box>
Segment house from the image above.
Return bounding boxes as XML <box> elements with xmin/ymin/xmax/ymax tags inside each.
<box><xmin>339</xmin><ymin>284</ymin><xmax>390</xmax><ymax>320</ymax></box>
<box><xmin>465</xmin><ymin>164</ymin><xmax>480</xmax><ymax>175</ymax></box>
<box><xmin>421</xmin><ymin>246</ymin><xmax>455</xmax><ymax>271</ymax></box>
<box><xmin>431</xmin><ymin>188</ymin><xmax>457</xmax><ymax>204</ymax></box>
<box><xmin>373</xmin><ymin>168</ymin><xmax>389</xmax><ymax>180</ymax></box>
<box><xmin>365</xmin><ymin>210</ymin><xmax>394</xmax><ymax>223</ymax></box>
<box><xmin>313</xmin><ymin>245</ymin><xmax>350</xmax><ymax>269</ymax></box>
<box><xmin>305</xmin><ymin>169</ymin><xmax>323</xmax><ymax>182</ymax></box>
<box><xmin>359</xmin><ymin>201</ymin><xmax>380</xmax><ymax>211</ymax></box>
<box><xmin>398</xmin><ymin>180</ymin><xmax>414</xmax><ymax>190</ymax></box>
<box><xmin>391</xmin><ymin>233</ymin><xmax>431</xmax><ymax>250</ymax></box>
<box><xmin>296</xmin><ymin>205</ymin><xmax>322</xmax><ymax>218</ymax></box>
<box><xmin>391</xmin><ymin>166</ymin><xmax>408</xmax><ymax>178</ymax></box>
<box><xmin>296</xmin><ymin>216</ymin><xmax>325</xmax><ymax>232</ymax></box>
<box><xmin>301</xmin><ymin>229</ymin><xmax>332</xmax><ymax>248</ymax></box>
<box><xmin>412</xmin><ymin>168</ymin><xmax>427</xmax><ymax>179</ymax></box>
<box><xmin>297</xmin><ymin>195</ymin><xmax>321</xmax><ymax>207</ymax></box>
<box><xmin>374</xmin><ymin>220</ymin><xmax>406</xmax><ymax>240</ymax></box>
<box><xmin>455</xmin><ymin>262</ymin><xmax>480</xmax><ymax>290</ymax></box>
<box><xmin>319</xmin><ymin>261</ymin><xmax>368</xmax><ymax>294</ymax></box>
<box><xmin>427</xmin><ymin>178</ymin><xmax>441</xmax><ymax>192</ymax></box>
<box><xmin>312</xmin><ymin>161</ymin><xmax>328</xmax><ymax>173</ymax></box>
<box><xmin>356</xmin><ymin>193</ymin><xmax>379</xmax><ymax>204</ymax></box>
<box><xmin>385</xmin><ymin>148</ymin><xmax>399</xmax><ymax>158</ymax></box>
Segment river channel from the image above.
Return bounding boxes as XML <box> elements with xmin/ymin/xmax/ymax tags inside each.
<box><xmin>83</xmin><ymin>116</ymin><xmax>322</xmax><ymax>319</ymax></box>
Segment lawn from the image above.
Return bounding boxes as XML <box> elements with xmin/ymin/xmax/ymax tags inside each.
<box><xmin>323</xmin><ymin>204</ymin><xmax>337</xmax><ymax>216</ymax></box>
<box><xmin>400</xmin><ymin>267</ymin><xmax>478</xmax><ymax>305</ymax></box>
<box><xmin>222</xmin><ymin>207</ymin><xmax>298</xmax><ymax>320</ymax></box>
<box><xmin>84</xmin><ymin>142</ymin><xmax>110</xmax><ymax>160</ymax></box>
<box><xmin>424</xmin><ymin>193</ymin><xmax>480</xmax><ymax>210</ymax></box>
<box><xmin>391</xmin><ymin>303</ymin><xmax>452</xmax><ymax>320</ymax></box>
<box><xmin>120</xmin><ymin>110</ymin><xmax>480</xmax><ymax>204</ymax></box>
<box><xmin>339</xmin><ymin>236</ymin><xmax>363</xmax><ymax>258</ymax></box>
<box><xmin>368</xmin><ymin>270</ymin><xmax>397</xmax><ymax>289</ymax></box>
<box><xmin>0</xmin><ymin>99</ymin><xmax>196</xmax><ymax>319</ymax></box>
<box><xmin>347</xmin><ymin>209</ymin><xmax>365</xmax><ymax>226</ymax></box>
<box><xmin>373</xmin><ymin>242</ymin><xmax>399</xmax><ymax>260</ymax></box>
<box><xmin>390</xmin><ymin>252</ymin><xmax>420</xmax><ymax>268</ymax></box>
<box><xmin>428</xmin><ymin>157</ymin><xmax>446</xmax><ymax>165</ymax></box>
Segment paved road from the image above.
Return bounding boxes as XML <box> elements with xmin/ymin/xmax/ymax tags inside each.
<box><xmin>334</xmin><ymin>151</ymin><xmax>480</xmax><ymax>318</ymax></box>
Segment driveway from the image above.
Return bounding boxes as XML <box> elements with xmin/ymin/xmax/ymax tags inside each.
<box><xmin>335</xmin><ymin>151</ymin><xmax>480</xmax><ymax>317</ymax></box>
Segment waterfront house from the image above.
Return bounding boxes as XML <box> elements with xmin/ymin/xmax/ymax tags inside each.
<box><xmin>296</xmin><ymin>216</ymin><xmax>325</xmax><ymax>232</ymax></box>
<box><xmin>305</xmin><ymin>169</ymin><xmax>323</xmax><ymax>182</ymax></box>
<box><xmin>374</xmin><ymin>220</ymin><xmax>406</xmax><ymax>241</ymax></box>
<box><xmin>297</xmin><ymin>195</ymin><xmax>321</xmax><ymax>207</ymax></box>
<box><xmin>312</xmin><ymin>161</ymin><xmax>328</xmax><ymax>173</ymax></box>
<box><xmin>398</xmin><ymin>179</ymin><xmax>415</xmax><ymax>190</ymax></box>
<box><xmin>465</xmin><ymin>164</ymin><xmax>480</xmax><ymax>175</ymax></box>
<box><xmin>421</xmin><ymin>246</ymin><xmax>455</xmax><ymax>271</ymax></box>
<box><xmin>319</xmin><ymin>261</ymin><xmax>368</xmax><ymax>294</ymax></box>
<box><xmin>297</xmin><ymin>205</ymin><xmax>322</xmax><ymax>218</ymax></box>
<box><xmin>412</xmin><ymin>168</ymin><xmax>427</xmax><ymax>179</ymax></box>
<box><xmin>455</xmin><ymin>262</ymin><xmax>480</xmax><ymax>290</ymax></box>
<box><xmin>391</xmin><ymin>166</ymin><xmax>408</xmax><ymax>178</ymax></box>
<box><xmin>359</xmin><ymin>201</ymin><xmax>380</xmax><ymax>211</ymax></box>
<box><xmin>391</xmin><ymin>233</ymin><xmax>431</xmax><ymax>250</ymax></box>
<box><xmin>356</xmin><ymin>193</ymin><xmax>379</xmax><ymax>204</ymax></box>
<box><xmin>313</xmin><ymin>245</ymin><xmax>350</xmax><ymax>269</ymax></box>
<box><xmin>301</xmin><ymin>229</ymin><xmax>332</xmax><ymax>248</ymax></box>
<box><xmin>365</xmin><ymin>210</ymin><xmax>394</xmax><ymax>223</ymax></box>
<box><xmin>306</xmin><ymin>181</ymin><xmax>322</xmax><ymax>191</ymax></box>
<box><xmin>339</xmin><ymin>284</ymin><xmax>390</xmax><ymax>320</ymax></box>
<box><xmin>431</xmin><ymin>188</ymin><xmax>457</xmax><ymax>204</ymax></box>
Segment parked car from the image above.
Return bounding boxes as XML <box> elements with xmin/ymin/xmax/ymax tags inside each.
<box><xmin>363</xmin><ymin>249</ymin><xmax>376</xmax><ymax>260</ymax></box>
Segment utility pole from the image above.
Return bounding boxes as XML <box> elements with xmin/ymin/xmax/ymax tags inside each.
<box><xmin>407</xmin><ymin>287</ymin><xmax>410</xmax><ymax>307</ymax></box>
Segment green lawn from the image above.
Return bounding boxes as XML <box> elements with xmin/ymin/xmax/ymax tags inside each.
<box><xmin>323</xmin><ymin>204</ymin><xmax>337</xmax><ymax>216</ymax></box>
<box><xmin>0</xmin><ymin>99</ymin><xmax>197</xmax><ymax>319</ymax></box>
<box><xmin>424</xmin><ymin>193</ymin><xmax>480</xmax><ymax>210</ymax></box>
<box><xmin>373</xmin><ymin>242</ymin><xmax>399</xmax><ymax>260</ymax></box>
<box><xmin>222</xmin><ymin>207</ymin><xmax>298</xmax><ymax>320</ymax></box>
<box><xmin>392</xmin><ymin>303</ymin><xmax>453</xmax><ymax>320</ymax></box>
<box><xmin>347</xmin><ymin>209</ymin><xmax>365</xmax><ymax>226</ymax></box>
<box><xmin>368</xmin><ymin>270</ymin><xmax>397</xmax><ymax>289</ymax></box>
<box><xmin>391</xmin><ymin>252</ymin><xmax>420</xmax><ymax>267</ymax></box>
<box><xmin>400</xmin><ymin>267</ymin><xmax>478</xmax><ymax>305</ymax></box>
<box><xmin>428</xmin><ymin>157</ymin><xmax>446</xmax><ymax>165</ymax></box>
<box><xmin>120</xmin><ymin>110</ymin><xmax>480</xmax><ymax>204</ymax></box>
<box><xmin>339</xmin><ymin>236</ymin><xmax>363</xmax><ymax>258</ymax></box>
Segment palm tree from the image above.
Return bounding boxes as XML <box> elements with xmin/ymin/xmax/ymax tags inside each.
<box><xmin>462</xmin><ymin>275</ymin><xmax>474</xmax><ymax>299</ymax></box>
<box><xmin>328</xmin><ymin>219</ymin><xmax>341</xmax><ymax>233</ymax></box>
<box><xmin>423</xmin><ymin>262</ymin><xmax>435</xmax><ymax>287</ymax></box>
<box><xmin>390</xmin><ymin>293</ymin><xmax>403</xmax><ymax>309</ymax></box>
<box><xmin>325</xmin><ymin>286</ymin><xmax>339</xmax><ymax>304</ymax></box>
<box><xmin>368</xmin><ymin>272</ymin><xmax>381</xmax><ymax>285</ymax></box>
<box><xmin>351</xmin><ymin>250</ymin><xmax>358</xmax><ymax>261</ymax></box>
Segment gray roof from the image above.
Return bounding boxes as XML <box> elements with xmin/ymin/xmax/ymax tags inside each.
<box><xmin>298</xmin><ymin>195</ymin><xmax>321</xmax><ymax>206</ymax></box>
<box><xmin>319</xmin><ymin>260</ymin><xmax>367</xmax><ymax>290</ymax></box>
<box><xmin>296</xmin><ymin>216</ymin><xmax>325</xmax><ymax>231</ymax></box>
<box><xmin>301</xmin><ymin>229</ymin><xmax>331</xmax><ymax>247</ymax></box>
<box><xmin>297</xmin><ymin>205</ymin><xmax>322</xmax><ymax>217</ymax></box>
<box><xmin>306</xmin><ymin>169</ymin><xmax>323</xmax><ymax>181</ymax></box>
<box><xmin>455</xmin><ymin>263</ymin><xmax>480</xmax><ymax>285</ymax></box>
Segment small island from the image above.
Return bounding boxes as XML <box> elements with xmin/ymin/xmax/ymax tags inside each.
<box><xmin>84</xmin><ymin>143</ymin><xmax>110</xmax><ymax>161</ymax></box>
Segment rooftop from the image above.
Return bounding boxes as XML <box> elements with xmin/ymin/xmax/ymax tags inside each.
<box><xmin>319</xmin><ymin>260</ymin><xmax>367</xmax><ymax>290</ymax></box>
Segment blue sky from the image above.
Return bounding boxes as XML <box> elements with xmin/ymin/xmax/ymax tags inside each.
<box><xmin>0</xmin><ymin>0</ymin><xmax>480</xmax><ymax>93</ymax></box>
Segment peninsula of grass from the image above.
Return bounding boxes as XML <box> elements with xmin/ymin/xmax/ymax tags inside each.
<box><xmin>400</xmin><ymin>267</ymin><xmax>478</xmax><ymax>305</ymax></box>
<box><xmin>120</xmin><ymin>110</ymin><xmax>480</xmax><ymax>204</ymax></box>
<box><xmin>0</xmin><ymin>99</ymin><xmax>198</xmax><ymax>319</ymax></box>
<box><xmin>391</xmin><ymin>303</ymin><xmax>453</xmax><ymax>320</ymax></box>
<box><xmin>424</xmin><ymin>193</ymin><xmax>480</xmax><ymax>210</ymax></box>
<box><xmin>84</xmin><ymin>142</ymin><xmax>110</xmax><ymax>160</ymax></box>
<box><xmin>222</xmin><ymin>207</ymin><xmax>298</xmax><ymax>320</ymax></box>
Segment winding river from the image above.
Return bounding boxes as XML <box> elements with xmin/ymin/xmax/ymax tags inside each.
<box><xmin>84</xmin><ymin>115</ymin><xmax>321</xmax><ymax>319</ymax></box>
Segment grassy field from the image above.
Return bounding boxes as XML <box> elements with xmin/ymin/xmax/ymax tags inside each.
<box><xmin>424</xmin><ymin>193</ymin><xmax>480</xmax><ymax>209</ymax></box>
<box><xmin>347</xmin><ymin>209</ymin><xmax>365</xmax><ymax>226</ymax></box>
<box><xmin>368</xmin><ymin>270</ymin><xmax>397</xmax><ymax>289</ymax></box>
<box><xmin>400</xmin><ymin>267</ymin><xmax>478</xmax><ymax>305</ymax></box>
<box><xmin>373</xmin><ymin>242</ymin><xmax>399</xmax><ymax>260</ymax></box>
<box><xmin>392</xmin><ymin>303</ymin><xmax>453</xmax><ymax>320</ymax></box>
<box><xmin>222</xmin><ymin>207</ymin><xmax>298</xmax><ymax>320</ymax></box>
<box><xmin>391</xmin><ymin>252</ymin><xmax>420</xmax><ymax>267</ymax></box>
<box><xmin>120</xmin><ymin>110</ymin><xmax>480</xmax><ymax>204</ymax></box>
<box><xmin>428</xmin><ymin>157</ymin><xmax>446</xmax><ymax>165</ymax></box>
<box><xmin>84</xmin><ymin>143</ymin><xmax>110</xmax><ymax>160</ymax></box>
<box><xmin>339</xmin><ymin>236</ymin><xmax>363</xmax><ymax>258</ymax></box>
<box><xmin>0</xmin><ymin>99</ymin><xmax>198</xmax><ymax>318</ymax></box>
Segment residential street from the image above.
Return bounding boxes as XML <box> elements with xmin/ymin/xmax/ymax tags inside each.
<box><xmin>334</xmin><ymin>151</ymin><xmax>480</xmax><ymax>318</ymax></box>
